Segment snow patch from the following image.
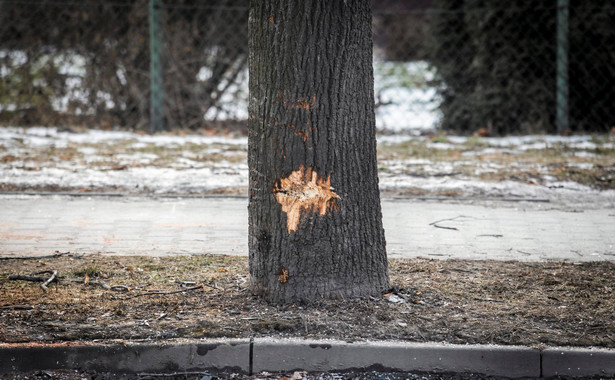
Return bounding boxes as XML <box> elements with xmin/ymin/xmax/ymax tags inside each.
<box><xmin>1</xmin><ymin>127</ymin><xmax>613</xmax><ymax>208</ymax></box>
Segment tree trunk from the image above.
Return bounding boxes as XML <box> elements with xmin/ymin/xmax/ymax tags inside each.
<box><xmin>248</xmin><ymin>0</ymin><xmax>389</xmax><ymax>303</ymax></box>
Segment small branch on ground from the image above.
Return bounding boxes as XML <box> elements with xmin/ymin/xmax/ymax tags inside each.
<box><xmin>38</xmin><ymin>270</ymin><xmax>57</xmax><ymax>291</ymax></box>
<box><xmin>0</xmin><ymin>251</ymin><xmax>80</xmax><ymax>261</ymax></box>
<box><xmin>431</xmin><ymin>223</ymin><xmax>458</xmax><ymax>231</ymax></box>
<box><xmin>110</xmin><ymin>285</ymin><xmax>130</xmax><ymax>292</ymax></box>
<box><xmin>119</xmin><ymin>285</ymin><xmax>204</xmax><ymax>300</ymax></box>
<box><xmin>70</xmin><ymin>278</ymin><xmax>111</xmax><ymax>290</ymax></box>
<box><xmin>429</xmin><ymin>218</ymin><xmax>459</xmax><ymax>230</ymax></box>
<box><xmin>429</xmin><ymin>215</ymin><xmax>476</xmax><ymax>231</ymax></box>
<box><xmin>9</xmin><ymin>274</ymin><xmax>56</xmax><ymax>283</ymax></box>
<box><xmin>0</xmin><ymin>305</ymin><xmax>33</xmax><ymax>310</ymax></box>
<box><xmin>9</xmin><ymin>272</ymin><xmax>118</xmax><ymax>291</ymax></box>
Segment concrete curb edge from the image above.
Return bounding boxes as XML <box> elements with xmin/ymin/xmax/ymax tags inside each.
<box><xmin>1</xmin><ymin>339</ymin><xmax>614</xmax><ymax>378</ymax></box>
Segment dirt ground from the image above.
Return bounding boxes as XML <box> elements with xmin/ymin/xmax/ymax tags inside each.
<box><xmin>0</xmin><ymin>368</ymin><xmax>549</xmax><ymax>380</ymax></box>
<box><xmin>1</xmin><ymin>254</ymin><xmax>614</xmax><ymax>349</ymax></box>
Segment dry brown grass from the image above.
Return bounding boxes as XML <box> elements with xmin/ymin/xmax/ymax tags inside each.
<box><xmin>1</xmin><ymin>254</ymin><xmax>614</xmax><ymax>348</ymax></box>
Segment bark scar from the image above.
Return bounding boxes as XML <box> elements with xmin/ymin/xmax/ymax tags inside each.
<box><xmin>278</xmin><ymin>267</ymin><xmax>289</xmax><ymax>283</ymax></box>
<box><xmin>277</xmin><ymin>91</ymin><xmax>316</xmax><ymax>110</ymax></box>
<box><xmin>273</xmin><ymin>165</ymin><xmax>340</xmax><ymax>233</ymax></box>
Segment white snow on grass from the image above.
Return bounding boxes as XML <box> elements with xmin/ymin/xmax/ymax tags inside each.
<box><xmin>2</xmin><ymin>166</ymin><xmax>248</xmax><ymax>193</ymax></box>
<box><xmin>1</xmin><ymin>127</ymin><xmax>614</xmax><ymax>206</ymax></box>
<box><xmin>1</xmin><ymin>127</ymin><xmax>249</xmax><ymax>193</ymax></box>
<box><xmin>378</xmin><ymin>133</ymin><xmax>615</xmax><ymax>151</ymax></box>
<box><xmin>0</xmin><ymin>126</ymin><xmax>248</xmax><ymax>148</ymax></box>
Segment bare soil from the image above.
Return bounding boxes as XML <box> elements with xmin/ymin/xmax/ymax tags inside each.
<box><xmin>0</xmin><ymin>368</ymin><xmax>551</xmax><ymax>380</ymax></box>
<box><xmin>1</xmin><ymin>254</ymin><xmax>614</xmax><ymax>349</ymax></box>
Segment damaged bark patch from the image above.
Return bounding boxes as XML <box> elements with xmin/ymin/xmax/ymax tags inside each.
<box><xmin>273</xmin><ymin>165</ymin><xmax>340</xmax><ymax>233</ymax></box>
<box><xmin>288</xmin><ymin>94</ymin><xmax>316</xmax><ymax>110</ymax></box>
<box><xmin>278</xmin><ymin>266</ymin><xmax>289</xmax><ymax>283</ymax></box>
<box><xmin>277</xmin><ymin>91</ymin><xmax>317</xmax><ymax>110</ymax></box>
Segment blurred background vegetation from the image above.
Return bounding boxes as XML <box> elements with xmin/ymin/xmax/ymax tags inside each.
<box><xmin>0</xmin><ymin>0</ymin><xmax>613</xmax><ymax>135</ymax></box>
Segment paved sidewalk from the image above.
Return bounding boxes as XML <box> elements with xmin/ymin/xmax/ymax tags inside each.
<box><xmin>1</xmin><ymin>194</ymin><xmax>614</xmax><ymax>261</ymax></box>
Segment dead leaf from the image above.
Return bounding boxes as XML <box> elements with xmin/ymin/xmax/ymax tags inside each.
<box><xmin>474</xmin><ymin>128</ymin><xmax>490</xmax><ymax>137</ymax></box>
<box><xmin>1</xmin><ymin>154</ymin><xmax>17</xmax><ymax>163</ymax></box>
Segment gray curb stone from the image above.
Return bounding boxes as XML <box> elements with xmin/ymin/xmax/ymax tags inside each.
<box><xmin>2</xmin><ymin>339</ymin><xmax>615</xmax><ymax>377</ymax></box>
<box><xmin>253</xmin><ymin>339</ymin><xmax>540</xmax><ymax>378</ymax></box>
<box><xmin>542</xmin><ymin>347</ymin><xmax>615</xmax><ymax>377</ymax></box>
<box><xmin>0</xmin><ymin>340</ymin><xmax>250</xmax><ymax>374</ymax></box>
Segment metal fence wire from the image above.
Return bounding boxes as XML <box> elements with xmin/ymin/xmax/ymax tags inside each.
<box><xmin>1</xmin><ymin>0</ymin><xmax>613</xmax><ymax>135</ymax></box>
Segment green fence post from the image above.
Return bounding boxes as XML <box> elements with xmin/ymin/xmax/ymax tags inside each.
<box><xmin>149</xmin><ymin>0</ymin><xmax>164</xmax><ymax>133</ymax></box>
<box><xmin>556</xmin><ymin>0</ymin><xmax>569</xmax><ymax>134</ymax></box>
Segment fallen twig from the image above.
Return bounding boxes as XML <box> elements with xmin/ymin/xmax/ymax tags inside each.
<box><xmin>40</xmin><ymin>270</ymin><xmax>57</xmax><ymax>291</ymax></box>
<box><xmin>429</xmin><ymin>218</ymin><xmax>459</xmax><ymax>230</ymax></box>
<box><xmin>0</xmin><ymin>305</ymin><xmax>33</xmax><ymax>310</ymax></box>
<box><xmin>0</xmin><ymin>251</ymin><xmax>81</xmax><ymax>260</ymax></box>
<box><xmin>120</xmin><ymin>285</ymin><xmax>204</xmax><ymax>300</ymax></box>
<box><xmin>429</xmin><ymin>215</ymin><xmax>475</xmax><ymax>231</ymax></box>
<box><xmin>9</xmin><ymin>274</ymin><xmax>55</xmax><ymax>283</ymax></box>
<box><xmin>9</xmin><ymin>273</ymin><xmax>118</xmax><ymax>291</ymax></box>
<box><xmin>431</xmin><ymin>224</ymin><xmax>458</xmax><ymax>231</ymax></box>
<box><xmin>69</xmin><ymin>278</ymin><xmax>111</xmax><ymax>290</ymax></box>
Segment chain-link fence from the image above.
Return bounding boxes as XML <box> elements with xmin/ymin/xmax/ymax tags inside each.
<box><xmin>1</xmin><ymin>0</ymin><xmax>613</xmax><ymax>135</ymax></box>
<box><xmin>0</xmin><ymin>0</ymin><xmax>249</xmax><ymax>133</ymax></box>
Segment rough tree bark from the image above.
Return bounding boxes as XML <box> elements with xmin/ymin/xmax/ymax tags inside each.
<box><xmin>248</xmin><ymin>0</ymin><xmax>389</xmax><ymax>303</ymax></box>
